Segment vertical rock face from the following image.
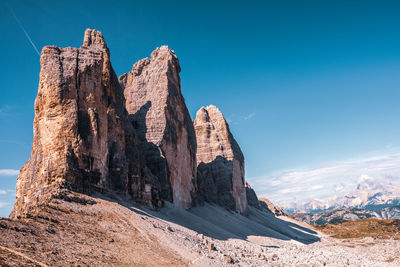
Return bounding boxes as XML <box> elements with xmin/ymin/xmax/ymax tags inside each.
<box><xmin>119</xmin><ymin>46</ymin><xmax>197</xmax><ymax>209</ymax></box>
<box><xmin>245</xmin><ymin>182</ymin><xmax>261</xmax><ymax>209</ymax></box>
<box><xmin>13</xmin><ymin>29</ymin><xmax>160</xmax><ymax>218</ymax></box>
<box><xmin>194</xmin><ymin>105</ymin><xmax>248</xmax><ymax>213</ymax></box>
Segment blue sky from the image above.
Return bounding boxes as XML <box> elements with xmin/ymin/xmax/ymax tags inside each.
<box><xmin>1</xmin><ymin>0</ymin><xmax>400</xmax><ymax>217</ymax></box>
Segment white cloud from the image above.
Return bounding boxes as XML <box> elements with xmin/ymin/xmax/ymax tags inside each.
<box><xmin>0</xmin><ymin>189</ymin><xmax>14</xmax><ymax>195</ymax></box>
<box><xmin>248</xmin><ymin>153</ymin><xmax>400</xmax><ymax>206</ymax></box>
<box><xmin>0</xmin><ymin>169</ymin><xmax>19</xmax><ymax>176</ymax></box>
<box><xmin>225</xmin><ymin>112</ymin><xmax>256</xmax><ymax>124</ymax></box>
<box><xmin>0</xmin><ymin>202</ymin><xmax>9</xmax><ymax>208</ymax></box>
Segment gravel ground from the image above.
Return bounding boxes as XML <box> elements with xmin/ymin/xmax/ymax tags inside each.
<box><xmin>1</xmin><ymin>192</ymin><xmax>399</xmax><ymax>266</ymax></box>
<box><xmin>127</xmin><ymin>199</ymin><xmax>400</xmax><ymax>267</ymax></box>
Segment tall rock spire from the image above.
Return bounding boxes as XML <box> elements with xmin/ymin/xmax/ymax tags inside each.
<box><xmin>119</xmin><ymin>46</ymin><xmax>197</xmax><ymax>209</ymax></box>
<box><xmin>82</xmin><ymin>29</ymin><xmax>108</xmax><ymax>49</ymax></box>
<box><xmin>12</xmin><ymin>29</ymin><xmax>160</xmax><ymax>218</ymax></box>
<box><xmin>194</xmin><ymin>105</ymin><xmax>248</xmax><ymax>213</ymax></box>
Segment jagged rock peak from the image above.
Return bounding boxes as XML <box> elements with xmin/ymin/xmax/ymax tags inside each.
<box><xmin>82</xmin><ymin>28</ymin><xmax>107</xmax><ymax>49</ymax></box>
<box><xmin>195</xmin><ymin>105</ymin><xmax>244</xmax><ymax>163</ymax></box>
<box><xmin>12</xmin><ymin>29</ymin><xmax>160</xmax><ymax>218</ymax></box>
<box><xmin>194</xmin><ymin>105</ymin><xmax>247</xmax><ymax>213</ymax></box>
<box><xmin>119</xmin><ymin>46</ymin><xmax>197</xmax><ymax>209</ymax></box>
<box><xmin>150</xmin><ymin>45</ymin><xmax>177</xmax><ymax>60</ymax></box>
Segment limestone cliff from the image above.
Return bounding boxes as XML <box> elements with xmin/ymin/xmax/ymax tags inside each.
<box><xmin>119</xmin><ymin>46</ymin><xmax>197</xmax><ymax>209</ymax></box>
<box><xmin>194</xmin><ymin>105</ymin><xmax>248</xmax><ymax>213</ymax></box>
<box><xmin>12</xmin><ymin>29</ymin><xmax>161</xmax><ymax>218</ymax></box>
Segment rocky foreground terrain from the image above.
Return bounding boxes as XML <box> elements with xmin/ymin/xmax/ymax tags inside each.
<box><xmin>1</xmin><ymin>190</ymin><xmax>400</xmax><ymax>266</ymax></box>
<box><xmin>1</xmin><ymin>29</ymin><xmax>399</xmax><ymax>266</ymax></box>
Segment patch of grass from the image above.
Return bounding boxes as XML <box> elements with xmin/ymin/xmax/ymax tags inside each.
<box><xmin>315</xmin><ymin>218</ymin><xmax>400</xmax><ymax>239</ymax></box>
<box><xmin>386</xmin><ymin>257</ymin><xmax>395</xmax><ymax>263</ymax></box>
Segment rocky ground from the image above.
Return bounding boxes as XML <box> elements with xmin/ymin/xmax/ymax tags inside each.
<box><xmin>1</xmin><ymin>191</ymin><xmax>399</xmax><ymax>266</ymax></box>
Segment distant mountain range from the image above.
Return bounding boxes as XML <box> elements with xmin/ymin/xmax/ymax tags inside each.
<box><xmin>289</xmin><ymin>208</ymin><xmax>380</xmax><ymax>226</ymax></box>
<box><xmin>281</xmin><ymin>179</ymin><xmax>400</xmax><ymax>221</ymax></box>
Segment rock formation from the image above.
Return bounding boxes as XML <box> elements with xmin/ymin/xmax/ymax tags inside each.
<box><xmin>12</xmin><ymin>28</ymin><xmax>265</xmax><ymax>217</ymax></box>
<box><xmin>259</xmin><ymin>198</ymin><xmax>285</xmax><ymax>216</ymax></box>
<box><xmin>245</xmin><ymin>182</ymin><xmax>261</xmax><ymax>209</ymax></box>
<box><xmin>12</xmin><ymin>29</ymin><xmax>161</xmax><ymax>218</ymax></box>
<box><xmin>119</xmin><ymin>46</ymin><xmax>197</xmax><ymax>209</ymax></box>
<box><xmin>246</xmin><ymin>182</ymin><xmax>285</xmax><ymax>215</ymax></box>
<box><xmin>194</xmin><ymin>105</ymin><xmax>248</xmax><ymax>213</ymax></box>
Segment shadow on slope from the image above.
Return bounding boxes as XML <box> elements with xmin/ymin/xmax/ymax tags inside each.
<box><xmin>124</xmin><ymin>102</ymin><xmax>319</xmax><ymax>244</ymax></box>
<box><xmin>115</xmin><ymin>196</ymin><xmax>320</xmax><ymax>245</ymax></box>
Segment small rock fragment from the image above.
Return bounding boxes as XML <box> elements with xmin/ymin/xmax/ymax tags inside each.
<box><xmin>223</xmin><ymin>255</ymin><xmax>233</xmax><ymax>264</ymax></box>
<box><xmin>271</xmin><ymin>254</ymin><xmax>279</xmax><ymax>261</ymax></box>
<box><xmin>207</xmin><ymin>243</ymin><xmax>215</xmax><ymax>251</ymax></box>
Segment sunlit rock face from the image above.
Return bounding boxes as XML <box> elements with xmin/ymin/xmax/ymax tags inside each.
<box><xmin>194</xmin><ymin>105</ymin><xmax>248</xmax><ymax>213</ymax></box>
<box><xmin>12</xmin><ymin>29</ymin><xmax>161</xmax><ymax>218</ymax></box>
<box><xmin>119</xmin><ymin>46</ymin><xmax>197</xmax><ymax>209</ymax></box>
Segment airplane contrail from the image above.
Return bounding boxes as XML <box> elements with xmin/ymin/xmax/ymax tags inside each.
<box><xmin>8</xmin><ymin>6</ymin><xmax>40</xmax><ymax>56</ymax></box>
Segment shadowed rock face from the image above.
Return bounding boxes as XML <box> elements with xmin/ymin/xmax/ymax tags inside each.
<box><xmin>258</xmin><ymin>198</ymin><xmax>285</xmax><ymax>216</ymax></box>
<box><xmin>119</xmin><ymin>46</ymin><xmax>197</xmax><ymax>209</ymax></box>
<box><xmin>246</xmin><ymin>182</ymin><xmax>285</xmax><ymax>216</ymax></box>
<box><xmin>245</xmin><ymin>182</ymin><xmax>261</xmax><ymax>209</ymax></box>
<box><xmin>12</xmin><ymin>29</ymin><xmax>161</xmax><ymax>218</ymax></box>
<box><xmin>194</xmin><ymin>105</ymin><xmax>248</xmax><ymax>213</ymax></box>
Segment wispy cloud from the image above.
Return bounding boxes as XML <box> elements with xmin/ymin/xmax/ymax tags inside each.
<box><xmin>0</xmin><ymin>189</ymin><xmax>15</xmax><ymax>195</ymax></box>
<box><xmin>248</xmin><ymin>153</ymin><xmax>400</xmax><ymax>206</ymax></box>
<box><xmin>0</xmin><ymin>169</ymin><xmax>19</xmax><ymax>176</ymax></box>
<box><xmin>0</xmin><ymin>202</ymin><xmax>9</xmax><ymax>208</ymax></box>
<box><xmin>226</xmin><ymin>112</ymin><xmax>256</xmax><ymax>124</ymax></box>
<box><xmin>243</xmin><ymin>112</ymin><xmax>256</xmax><ymax>120</ymax></box>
